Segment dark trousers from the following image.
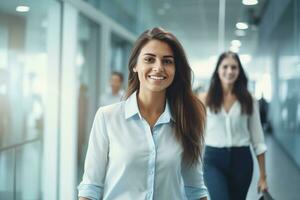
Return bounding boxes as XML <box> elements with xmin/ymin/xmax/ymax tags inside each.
<box><xmin>203</xmin><ymin>146</ymin><xmax>253</xmax><ymax>200</ymax></box>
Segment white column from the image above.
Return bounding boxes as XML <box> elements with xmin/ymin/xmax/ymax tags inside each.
<box><xmin>99</xmin><ymin>25</ymin><xmax>111</xmax><ymax>95</ymax></box>
<box><xmin>42</xmin><ymin>2</ymin><xmax>61</xmax><ymax>200</ymax></box>
<box><xmin>59</xmin><ymin>3</ymin><xmax>79</xmax><ymax>200</ymax></box>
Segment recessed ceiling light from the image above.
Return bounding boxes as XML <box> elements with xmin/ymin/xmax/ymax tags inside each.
<box><xmin>236</xmin><ymin>22</ymin><xmax>248</xmax><ymax>30</ymax></box>
<box><xmin>16</xmin><ymin>5</ymin><xmax>30</xmax><ymax>12</ymax></box>
<box><xmin>230</xmin><ymin>46</ymin><xmax>239</xmax><ymax>53</ymax></box>
<box><xmin>231</xmin><ymin>40</ymin><xmax>242</xmax><ymax>47</ymax></box>
<box><xmin>242</xmin><ymin>0</ymin><xmax>258</xmax><ymax>6</ymax></box>
<box><xmin>235</xmin><ymin>29</ymin><xmax>246</xmax><ymax>37</ymax></box>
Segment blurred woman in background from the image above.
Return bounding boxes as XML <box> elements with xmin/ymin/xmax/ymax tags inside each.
<box><xmin>199</xmin><ymin>51</ymin><xmax>268</xmax><ymax>200</ymax></box>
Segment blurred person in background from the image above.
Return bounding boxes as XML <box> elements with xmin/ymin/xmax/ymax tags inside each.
<box><xmin>258</xmin><ymin>94</ymin><xmax>272</xmax><ymax>133</ymax></box>
<box><xmin>99</xmin><ymin>71</ymin><xmax>124</xmax><ymax>106</ymax></box>
<box><xmin>78</xmin><ymin>27</ymin><xmax>208</xmax><ymax>200</ymax></box>
<box><xmin>199</xmin><ymin>51</ymin><xmax>268</xmax><ymax>200</ymax></box>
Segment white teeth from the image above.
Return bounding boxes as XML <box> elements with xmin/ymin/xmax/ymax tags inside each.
<box><xmin>149</xmin><ymin>75</ymin><xmax>165</xmax><ymax>80</ymax></box>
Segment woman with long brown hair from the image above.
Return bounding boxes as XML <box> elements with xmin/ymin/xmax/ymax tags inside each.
<box><xmin>78</xmin><ymin>27</ymin><xmax>208</xmax><ymax>200</ymax></box>
<box><xmin>199</xmin><ymin>51</ymin><xmax>268</xmax><ymax>200</ymax></box>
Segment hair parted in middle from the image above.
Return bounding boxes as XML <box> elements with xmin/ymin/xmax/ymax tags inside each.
<box><xmin>124</xmin><ymin>27</ymin><xmax>206</xmax><ymax>166</ymax></box>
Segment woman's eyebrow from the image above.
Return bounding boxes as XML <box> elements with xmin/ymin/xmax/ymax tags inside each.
<box><xmin>142</xmin><ymin>53</ymin><xmax>174</xmax><ymax>59</ymax></box>
<box><xmin>143</xmin><ymin>53</ymin><xmax>156</xmax><ymax>57</ymax></box>
<box><xmin>163</xmin><ymin>55</ymin><xmax>174</xmax><ymax>59</ymax></box>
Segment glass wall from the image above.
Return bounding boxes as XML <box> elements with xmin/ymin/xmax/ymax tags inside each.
<box><xmin>110</xmin><ymin>33</ymin><xmax>132</xmax><ymax>81</ymax></box>
<box><xmin>76</xmin><ymin>14</ymin><xmax>100</xmax><ymax>184</ymax></box>
<box><xmin>0</xmin><ymin>0</ymin><xmax>61</xmax><ymax>199</ymax></box>
<box><xmin>276</xmin><ymin>0</ymin><xmax>300</xmax><ymax>167</ymax></box>
<box><xmin>276</xmin><ymin>23</ymin><xmax>300</xmax><ymax>166</ymax></box>
<box><xmin>264</xmin><ymin>0</ymin><xmax>300</xmax><ymax>167</ymax></box>
<box><xmin>50</xmin><ymin>0</ymin><xmax>134</xmax><ymax>198</ymax></box>
<box><xmin>0</xmin><ymin>0</ymin><xmax>136</xmax><ymax>199</ymax></box>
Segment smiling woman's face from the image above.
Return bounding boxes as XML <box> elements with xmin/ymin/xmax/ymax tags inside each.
<box><xmin>217</xmin><ymin>55</ymin><xmax>240</xmax><ymax>86</ymax></box>
<box><xmin>133</xmin><ymin>39</ymin><xmax>175</xmax><ymax>94</ymax></box>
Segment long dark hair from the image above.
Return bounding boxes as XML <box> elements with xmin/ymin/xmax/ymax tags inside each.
<box><xmin>206</xmin><ymin>51</ymin><xmax>253</xmax><ymax>114</ymax></box>
<box><xmin>125</xmin><ymin>27</ymin><xmax>206</xmax><ymax>166</ymax></box>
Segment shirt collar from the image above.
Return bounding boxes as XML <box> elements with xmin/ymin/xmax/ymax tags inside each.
<box><xmin>125</xmin><ymin>91</ymin><xmax>142</xmax><ymax>119</ymax></box>
<box><xmin>157</xmin><ymin>100</ymin><xmax>173</xmax><ymax>124</ymax></box>
<box><xmin>124</xmin><ymin>91</ymin><xmax>174</xmax><ymax>124</ymax></box>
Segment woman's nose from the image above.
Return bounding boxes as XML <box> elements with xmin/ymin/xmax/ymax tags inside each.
<box><xmin>153</xmin><ymin>60</ymin><xmax>163</xmax><ymax>72</ymax></box>
<box><xmin>227</xmin><ymin>67</ymin><xmax>234</xmax><ymax>73</ymax></box>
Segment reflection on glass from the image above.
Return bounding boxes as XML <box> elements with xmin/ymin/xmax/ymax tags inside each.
<box><xmin>76</xmin><ymin>14</ymin><xmax>100</xmax><ymax>184</ymax></box>
<box><xmin>272</xmin><ymin>1</ymin><xmax>300</xmax><ymax>167</ymax></box>
<box><xmin>0</xmin><ymin>3</ymin><xmax>49</xmax><ymax>147</ymax></box>
<box><xmin>278</xmin><ymin>56</ymin><xmax>300</xmax><ymax>134</ymax></box>
<box><xmin>16</xmin><ymin>141</ymin><xmax>42</xmax><ymax>199</ymax></box>
<box><xmin>0</xmin><ymin>149</ymin><xmax>14</xmax><ymax>199</ymax></box>
<box><xmin>0</xmin><ymin>0</ymin><xmax>60</xmax><ymax>198</ymax></box>
<box><xmin>279</xmin><ymin>79</ymin><xmax>300</xmax><ymax>133</ymax></box>
<box><xmin>111</xmin><ymin>33</ymin><xmax>131</xmax><ymax>73</ymax></box>
<box><xmin>0</xmin><ymin>69</ymin><xmax>10</xmax><ymax>146</ymax></box>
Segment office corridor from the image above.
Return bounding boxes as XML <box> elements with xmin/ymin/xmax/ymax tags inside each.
<box><xmin>247</xmin><ymin>135</ymin><xmax>300</xmax><ymax>200</ymax></box>
<box><xmin>1</xmin><ymin>0</ymin><xmax>300</xmax><ymax>199</ymax></box>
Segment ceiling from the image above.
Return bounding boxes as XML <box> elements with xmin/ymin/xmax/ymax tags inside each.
<box><xmin>0</xmin><ymin>0</ymin><xmax>268</xmax><ymax>79</ymax></box>
<box><xmin>142</xmin><ymin>0</ymin><xmax>268</xmax><ymax>78</ymax></box>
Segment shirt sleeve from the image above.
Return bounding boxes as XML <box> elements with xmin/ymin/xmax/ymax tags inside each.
<box><xmin>78</xmin><ymin>108</ymin><xmax>109</xmax><ymax>199</ymax></box>
<box><xmin>181</xmin><ymin>158</ymin><xmax>208</xmax><ymax>200</ymax></box>
<box><xmin>248</xmin><ymin>99</ymin><xmax>267</xmax><ymax>155</ymax></box>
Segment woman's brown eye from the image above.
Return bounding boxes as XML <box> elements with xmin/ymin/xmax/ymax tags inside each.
<box><xmin>145</xmin><ymin>57</ymin><xmax>154</xmax><ymax>63</ymax></box>
<box><xmin>231</xmin><ymin>65</ymin><xmax>237</xmax><ymax>70</ymax></box>
<box><xmin>163</xmin><ymin>59</ymin><xmax>174</xmax><ymax>65</ymax></box>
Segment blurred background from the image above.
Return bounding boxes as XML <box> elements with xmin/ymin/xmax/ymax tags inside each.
<box><xmin>0</xmin><ymin>0</ymin><xmax>299</xmax><ymax>199</ymax></box>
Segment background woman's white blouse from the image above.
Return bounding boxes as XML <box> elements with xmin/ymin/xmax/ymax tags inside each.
<box><xmin>205</xmin><ymin>99</ymin><xmax>267</xmax><ymax>155</ymax></box>
<box><xmin>78</xmin><ymin>92</ymin><xmax>207</xmax><ymax>200</ymax></box>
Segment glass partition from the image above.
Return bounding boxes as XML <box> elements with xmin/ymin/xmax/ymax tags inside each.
<box><xmin>0</xmin><ymin>0</ymin><xmax>61</xmax><ymax>198</ymax></box>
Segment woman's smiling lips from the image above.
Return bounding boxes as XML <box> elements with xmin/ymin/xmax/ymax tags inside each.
<box><xmin>148</xmin><ymin>75</ymin><xmax>166</xmax><ymax>80</ymax></box>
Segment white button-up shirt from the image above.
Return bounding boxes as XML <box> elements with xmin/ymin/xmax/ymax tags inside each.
<box><xmin>205</xmin><ymin>99</ymin><xmax>267</xmax><ymax>155</ymax></box>
<box><xmin>78</xmin><ymin>92</ymin><xmax>208</xmax><ymax>200</ymax></box>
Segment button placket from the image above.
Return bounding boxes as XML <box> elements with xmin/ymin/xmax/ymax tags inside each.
<box><xmin>145</xmin><ymin>123</ymin><xmax>157</xmax><ymax>200</ymax></box>
<box><xmin>225</xmin><ymin>116</ymin><xmax>232</xmax><ymax>146</ymax></box>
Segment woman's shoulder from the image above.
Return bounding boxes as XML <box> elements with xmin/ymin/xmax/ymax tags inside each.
<box><xmin>198</xmin><ymin>92</ymin><xmax>207</xmax><ymax>104</ymax></box>
<box><xmin>96</xmin><ymin>101</ymin><xmax>125</xmax><ymax>118</ymax></box>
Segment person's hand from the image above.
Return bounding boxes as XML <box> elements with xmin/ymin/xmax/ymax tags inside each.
<box><xmin>257</xmin><ymin>176</ymin><xmax>268</xmax><ymax>193</ymax></box>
